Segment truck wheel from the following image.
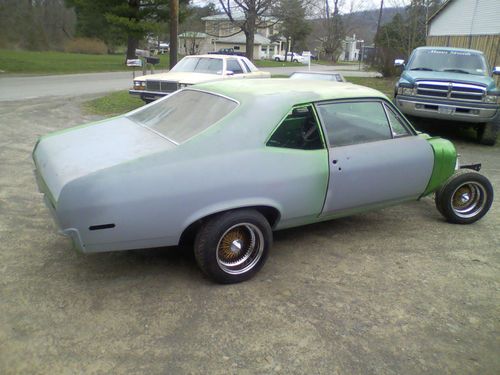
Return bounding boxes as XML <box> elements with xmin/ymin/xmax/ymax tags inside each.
<box><xmin>435</xmin><ymin>170</ymin><xmax>493</xmax><ymax>224</ymax></box>
<box><xmin>477</xmin><ymin>121</ymin><xmax>499</xmax><ymax>146</ymax></box>
<box><xmin>194</xmin><ymin>209</ymin><xmax>272</xmax><ymax>284</ymax></box>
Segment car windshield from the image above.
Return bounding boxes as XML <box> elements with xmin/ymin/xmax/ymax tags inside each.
<box><xmin>170</xmin><ymin>57</ymin><xmax>223</xmax><ymax>74</ymax></box>
<box><xmin>127</xmin><ymin>90</ymin><xmax>238</xmax><ymax>143</ymax></box>
<box><xmin>290</xmin><ymin>73</ymin><xmax>342</xmax><ymax>82</ymax></box>
<box><xmin>407</xmin><ymin>49</ymin><xmax>488</xmax><ymax>76</ymax></box>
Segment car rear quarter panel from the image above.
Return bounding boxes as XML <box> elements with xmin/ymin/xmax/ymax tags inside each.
<box><xmin>57</xmin><ymin>96</ymin><xmax>329</xmax><ymax>252</ymax></box>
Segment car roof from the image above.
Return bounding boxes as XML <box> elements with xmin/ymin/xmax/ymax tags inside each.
<box><xmin>195</xmin><ymin>78</ymin><xmax>386</xmax><ymax>104</ymax></box>
<box><xmin>414</xmin><ymin>46</ymin><xmax>484</xmax><ymax>55</ymax></box>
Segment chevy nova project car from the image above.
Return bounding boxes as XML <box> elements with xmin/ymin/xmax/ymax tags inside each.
<box><xmin>33</xmin><ymin>79</ymin><xmax>494</xmax><ymax>283</ymax></box>
<box><xmin>129</xmin><ymin>54</ymin><xmax>270</xmax><ymax>103</ymax></box>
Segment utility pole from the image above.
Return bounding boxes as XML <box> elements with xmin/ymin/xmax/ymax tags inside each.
<box><xmin>376</xmin><ymin>0</ymin><xmax>384</xmax><ymax>36</ymax></box>
<box><xmin>169</xmin><ymin>0</ymin><xmax>179</xmax><ymax>69</ymax></box>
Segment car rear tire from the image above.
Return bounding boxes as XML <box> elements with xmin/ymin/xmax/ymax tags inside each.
<box><xmin>435</xmin><ymin>170</ymin><xmax>493</xmax><ymax>224</ymax></box>
<box><xmin>477</xmin><ymin>121</ymin><xmax>499</xmax><ymax>146</ymax></box>
<box><xmin>292</xmin><ymin>59</ymin><xmax>298</xmax><ymax>63</ymax></box>
<box><xmin>194</xmin><ymin>209</ymin><xmax>272</xmax><ymax>284</ymax></box>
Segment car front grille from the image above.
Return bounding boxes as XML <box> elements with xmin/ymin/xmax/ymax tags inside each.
<box><xmin>416</xmin><ymin>81</ymin><xmax>485</xmax><ymax>102</ymax></box>
<box><xmin>145</xmin><ymin>80</ymin><xmax>179</xmax><ymax>93</ymax></box>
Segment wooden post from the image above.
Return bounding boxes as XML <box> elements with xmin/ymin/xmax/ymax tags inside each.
<box><xmin>169</xmin><ymin>0</ymin><xmax>179</xmax><ymax>69</ymax></box>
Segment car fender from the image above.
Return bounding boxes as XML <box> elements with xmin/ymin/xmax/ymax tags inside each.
<box><xmin>181</xmin><ymin>197</ymin><xmax>284</xmax><ymax>233</ymax></box>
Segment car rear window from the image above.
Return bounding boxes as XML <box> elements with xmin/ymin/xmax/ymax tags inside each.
<box><xmin>128</xmin><ymin>90</ymin><xmax>238</xmax><ymax>143</ymax></box>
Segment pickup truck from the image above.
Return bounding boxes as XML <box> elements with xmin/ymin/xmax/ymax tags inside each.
<box><xmin>207</xmin><ymin>48</ymin><xmax>245</xmax><ymax>57</ymax></box>
<box><xmin>394</xmin><ymin>46</ymin><xmax>500</xmax><ymax>145</ymax></box>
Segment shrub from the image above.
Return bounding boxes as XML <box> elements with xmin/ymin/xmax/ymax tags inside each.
<box><xmin>65</xmin><ymin>38</ymin><xmax>107</xmax><ymax>55</ymax></box>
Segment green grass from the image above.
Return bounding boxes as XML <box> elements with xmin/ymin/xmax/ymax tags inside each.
<box><xmin>83</xmin><ymin>91</ymin><xmax>144</xmax><ymax>116</ymax></box>
<box><xmin>254</xmin><ymin>60</ymin><xmax>303</xmax><ymax>68</ymax></box>
<box><xmin>315</xmin><ymin>59</ymin><xmax>360</xmax><ymax>66</ymax></box>
<box><xmin>346</xmin><ymin>76</ymin><xmax>397</xmax><ymax>98</ymax></box>
<box><xmin>0</xmin><ymin>49</ymin><xmax>170</xmax><ymax>74</ymax></box>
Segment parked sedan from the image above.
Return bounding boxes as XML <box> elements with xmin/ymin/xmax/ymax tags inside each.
<box><xmin>272</xmin><ymin>52</ymin><xmax>307</xmax><ymax>63</ymax></box>
<box><xmin>129</xmin><ymin>54</ymin><xmax>270</xmax><ymax>103</ymax></box>
<box><xmin>290</xmin><ymin>71</ymin><xmax>346</xmax><ymax>82</ymax></box>
<box><xmin>33</xmin><ymin>79</ymin><xmax>493</xmax><ymax>284</ymax></box>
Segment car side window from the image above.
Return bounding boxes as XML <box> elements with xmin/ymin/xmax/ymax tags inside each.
<box><xmin>240</xmin><ymin>59</ymin><xmax>251</xmax><ymax>73</ymax></box>
<box><xmin>227</xmin><ymin>59</ymin><xmax>244</xmax><ymax>74</ymax></box>
<box><xmin>384</xmin><ymin>104</ymin><xmax>411</xmax><ymax>137</ymax></box>
<box><xmin>316</xmin><ymin>101</ymin><xmax>393</xmax><ymax>147</ymax></box>
<box><xmin>267</xmin><ymin>106</ymin><xmax>324</xmax><ymax>150</ymax></box>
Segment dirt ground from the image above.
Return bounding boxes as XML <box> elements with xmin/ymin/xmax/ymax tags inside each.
<box><xmin>0</xmin><ymin>96</ymin><xmax>499</xmax><ymax>375</ymax></box>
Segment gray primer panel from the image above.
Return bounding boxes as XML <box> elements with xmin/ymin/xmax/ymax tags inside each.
<box><xmin>321</xmin><ymin>136</ymin><xmax>434</xmax><ymax>215</ymax></box>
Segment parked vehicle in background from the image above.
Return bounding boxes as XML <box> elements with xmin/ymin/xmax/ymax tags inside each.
<box><xmin>302</xmin><ymin>51</ymin><xmax>318</xmax><ymax>61</ymax></box>
<box><xmin>129</xmin><ymin>54</ymin><xmax>270</xmax><ymax>103</ymax></box>
<box><xmin>394</xmin><ymin>46</ymin><xmax>500</xmax><ymax>145</ymax></box>
<box><xmin>272</xmin><ymin>52</ymin><xmax>307</xmax><ymax>63</ymax></box>
<box><xmin>34</xmin><ymin>79</ymin><xmax>493</xmax><ymax>284</ymax></box>
<box><xmin>290</xmin><ymin>71</ymin><xmax>345</xmax><ymax>82</ymax></box>
<box><xmin>208</xmin><ymin>48</ymin><xmax>245</xmax><ymax>57</ymax></box>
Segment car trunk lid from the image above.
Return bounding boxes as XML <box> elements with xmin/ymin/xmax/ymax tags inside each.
<box><xmin>33</xmin><ymin>116</ymin><xmax>175</xmax><ymax>203</ymax></box>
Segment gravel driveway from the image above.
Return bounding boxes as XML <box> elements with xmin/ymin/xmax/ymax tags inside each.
<box><xmin>0</xmin><ymin>95</ymin><xmax>499</xmax><ymax>374</ymax></box>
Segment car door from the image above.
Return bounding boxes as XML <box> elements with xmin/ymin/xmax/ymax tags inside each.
<box><xmin>315</xmin><ymin>99</ymin><xmax>434</xmax><ymax>217</ymax></box>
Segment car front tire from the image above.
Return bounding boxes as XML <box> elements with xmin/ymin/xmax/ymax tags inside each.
<box><xmin>435</xmin><ymin>170</ymin><xmax>493</xmax><ymax>224</ymax></box>
<box><xmin>194</xmin><ymin>209</ymin><xmax>272</xmax><ymax>284</ymax></box>
<box><xmin>274</xmin><ymin>57</ymin><xmax>281</xmax><ymax>62</ymax></box>
<box><xmin>292</xmin><ymin>59</ymin><xmax>298</xmax><ymax>63</ymax></box>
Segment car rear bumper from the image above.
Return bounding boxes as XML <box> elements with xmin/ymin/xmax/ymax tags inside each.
<box><xmin>395</xmin><ymin>95</ymin><xmax>498</xmax><ymax>123</ymax></box>
<box><xmin>129</xmin><ymin>89</ymin><xmax>168</xmax><ymax>102</ymax></box>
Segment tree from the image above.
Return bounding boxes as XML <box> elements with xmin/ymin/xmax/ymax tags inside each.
<box><xmin>320</xmin><ymin>0</ymin><xmax>345</xmax><ymax>61</ymax></box>
<box><xmin>277</xmin><ymin>0</ymin><xmax>311</xmax><ymax>60</ymax></box>
<box><xmin>218</xmin><ymin>0</ymin><xmax>277</xmax><ymax>61</ymax></box>
<box><xmin>66</xmin><ymin>0</ymin><xmax>188</xmax><ymax>59</ymax></box>
<box><xmin>374</xmin><ymin>0</ymin><xmax>442</xmax><ymax>76</ymax></box>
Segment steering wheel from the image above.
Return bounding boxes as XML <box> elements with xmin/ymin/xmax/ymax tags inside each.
<box><xmin>301</xmin><ymin>118</ymin><xmax>320</xmax><ymax>143</ymax></box>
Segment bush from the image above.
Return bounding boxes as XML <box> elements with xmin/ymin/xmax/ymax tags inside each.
<box><xmin>65</xmin><ymin>38</ymin><xmax>107</xmax><ymax>55</ymax></box>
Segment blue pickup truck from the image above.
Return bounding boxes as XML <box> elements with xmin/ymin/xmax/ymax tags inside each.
<box><xmin>394</xmin><ymin>46</ymin><xmax>500</xmax><ymax>145</ymax></box>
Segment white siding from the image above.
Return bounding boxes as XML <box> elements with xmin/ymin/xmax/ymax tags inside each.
<box><xmin>429</xmin><ymin>0</ymin><xmax>500</xmax><ymax>36</ymax></box>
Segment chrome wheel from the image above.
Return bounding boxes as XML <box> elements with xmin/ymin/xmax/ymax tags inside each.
<box><xmin>450</xmin><ymin>181</ymin><xmax>487</xmax><ymax>219</ymax></box>
<box><xmin>216</xmin><ymin>223</ymin><xmax>264</xmax><ymax>275</ymax></box>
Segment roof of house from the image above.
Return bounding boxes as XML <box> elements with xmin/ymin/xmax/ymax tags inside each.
<box><xmin>216</xmin><ymin>33</ymin><xmax>271</xmax><ymax>45</ymax></box>
<box><xmin>179</xmin><ymin>32</ymin><xmax>208</xmax><ymax>38</ymax></box>
<box><xmin>202</xmin><ymin>12</ymin><xmax>277</xmax><ymax>23</ymax></box>
<box><xmin>428</xmin><ymin>0</ymin><xmax>453</xmax><ymax>23</ymax></box>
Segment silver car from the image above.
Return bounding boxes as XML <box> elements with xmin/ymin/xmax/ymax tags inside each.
<box><xmin>33</xmin><ymin>79</ymin><xmax>494</xmax><ymax>283</ymax></box>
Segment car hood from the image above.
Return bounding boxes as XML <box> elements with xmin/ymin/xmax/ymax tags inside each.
<box><xmin>33</xmin><ymin>116</ymin><xmax>175</xmax><ymax>202</ymax></box>
<box><xmin>136</xmin><ymin>71</ymin><xmax>223</xmax><ymax>84</ymax></box>
<box><xmin>400</xmin><ymin>70</ymin><xmax>497</xmax><ymax>91</ymax></box>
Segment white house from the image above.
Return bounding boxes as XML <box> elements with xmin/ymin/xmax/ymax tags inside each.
<box><xmin>177</xmin><ymin>13</ymin><xmax>284</xmax><ymax>59</ymax></box>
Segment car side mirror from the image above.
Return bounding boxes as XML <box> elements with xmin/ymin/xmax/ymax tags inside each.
<box><xmin>394</xmin><ymin>59</ymin><xmax>405</xmax><ymax>67</ymax></box>
<box><xmin>493</xmin><ymin>66</ymin><xmax>500</xmax><ymax>75</ymax></box>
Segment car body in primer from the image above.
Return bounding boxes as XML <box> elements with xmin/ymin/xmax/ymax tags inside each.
<box><xmin>33</xmin><ymin>79</ymin><xmax>493</xmax><ymax>283</ymax></box>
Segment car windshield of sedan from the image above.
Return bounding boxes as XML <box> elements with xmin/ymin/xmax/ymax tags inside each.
<box><xmin>127</xmin><ymin>90</ymin><xmax>238</xmax><ymax>143</ymax></box>
<box><xmin>170</xmin><ymin>57</ymin><xmax>224</xmax><ymax>75</ymax></box>
<box><xmin>290</xmin><ymin>72</ymin><xmax>343</xmax><ymax>82</ymax></box>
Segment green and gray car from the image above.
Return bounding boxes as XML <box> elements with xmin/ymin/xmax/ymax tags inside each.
<box><xmin>394</xmin><ymin>46</ymin><xmax>500</xmax><ymax>145</ymax></box>
<box><xmin>33</xmin><ymin>79</ymin><xmax>494</xmax><ymax>284</ymax></box>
